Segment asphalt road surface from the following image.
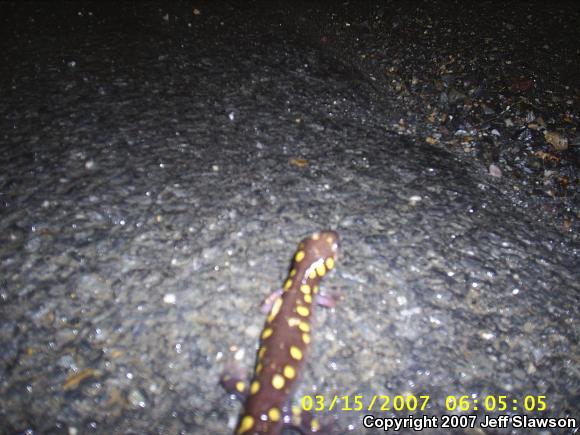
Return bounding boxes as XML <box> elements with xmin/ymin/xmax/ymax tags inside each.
<box><xmin>1</xmin><ymin>1</ymin><xmax>578</xmax><ymax>434</ymax></box>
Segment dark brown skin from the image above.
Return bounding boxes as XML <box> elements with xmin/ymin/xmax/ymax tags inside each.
<box><xmin>235</xmin><ymin>230</ymin><xmax>340</xmax><ymax>435</ymax></box>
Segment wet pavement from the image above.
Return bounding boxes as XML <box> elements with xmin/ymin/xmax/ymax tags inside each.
<box><xmin>0</xmin><ymin>1</ymin><xmax>578</xmax><ymax>434</ymax></box>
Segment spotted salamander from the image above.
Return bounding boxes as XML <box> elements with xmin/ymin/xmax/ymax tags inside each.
<box><xmin>223</xmin><ymin>230</ymin><xmax>340</xmax><ymax>435</ymax></box>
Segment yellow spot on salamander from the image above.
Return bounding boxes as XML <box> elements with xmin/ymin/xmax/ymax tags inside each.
<box><xmin>250</xmin><ymin>380</ymin><xmax>260</xmax><ymax>394</ymax></box>
<box><xmin>288</xmin><ymin>317</ymin><xmax>300</xmax><ymax>327</ymax></box>
<box><xmin>298</xmin><ymin>321</ymin><xmax>310</xmax><ymax>332</ymax></box>
<box><xmin>272</xmin><ymin>297</ymin><xmax>283</xmax><ymax>315</ymax></box>
<box><xmin>272</xmin><ymin>373</ymin><xmax>285</xmax><ymax>390</ymax></box>
<box><xmin>300</xmin><ymin>284</ymin><xmax>311</xmax><ymax>294</ymax></box>
<box><xmin>313</xmin><ymin>285</ymin><xmax>319</xmax><ymax>294</ymax></box>
<box><xmin>325</xmin><ymin>257</ymin><xmax>335</xmax><ymax>270</ymax></box>
<box><xmin>235</xmin><ymin>381</ymin><xmax>246</xmax><ymax>393</ymax></box>
<box><xmin>237</xmin><ymin>415</ymin><xmax>254</xmax><ymax>433</ymax></box>
<box><xmin>291</xmin><ymin>405</ymin><xmax>302</xmax><ymax>425</ymax></box>
<box><xmin>296</xmin><ymin>305</ymin><xmax>309</xmax><ymax>317</ymax></box>
<box><xmin>258</xmin><ymin>346</ymin><xmax>267</xmax><ymax>359</ymax></box>
<box><xmin>309</xmin><ymin>269</ymin><xmax>317</xmax><ymax>280</ymax></box>
<box><xmin>284</xmin><ymin>279</ymin><xmax>293</xmax><ymax>290</ymax></box>
<box><xmin>268</xmin><ymin>407</ymin><xmax>281</xmax><ymax>422</ymax></box>
<box><xmin>311</xmin><ymin>418</ymin><xmax>321</xmax><ymax>432</ymax></box>
<box><xmin>316</xmin><ymin>263</ymin><xmax>326</xmax><ymax>277</ymax></box>
<box><xmin>290</xmin><ymin>268</ymin><xmax>297</xmax><ymax>277</ymax></box>
<box><xmin>311</xmin><ymin>233</ymin><xmax>320</xmax><ymax>240</ymax></box>
<box><xmin>256</xmin><ymin>362</ymin><xmax>263</xmax><ymax>374</ymax></box>
<box><xmin>295</xmin><ymin>250</ymin><xmax>305</xmax><ymax>263</ymax></box>
<box><xmin>302</xmin><ymin>333</ymin><xmax>311</xmax><ymax>344</ymax></box>
<box><xmin>268</xmin><ymin>297</ymin><xmax>283</xmax><ymax>322</ymax></box>
<box><xmin>283</xmin><ymin>364</ymin><xmax>296</xmax><ymax>379</ymax></box>
<box><xmin>290</xmin><ymin>345</ymin><xmax>303</xmax><ymax>360</ymax></box>
<box><xmin>304</xmin><ymin>294</ymin><xmax>312</xmax><ymax>304</ymax></box>
<box><xmin>261</xmin><ymin>328</ymin><xmax>273</xmax><ymax>340</ymax></box>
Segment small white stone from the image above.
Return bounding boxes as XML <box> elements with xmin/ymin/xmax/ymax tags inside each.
<box><xmin>409</xmin><ymin>195</ymin><xmax>422</xmax><ymax>205</ymax></box>
<box><xmin>163</xmin><ymin>293</ymin><xmax>177</xmax><ymax>304</ymax></box>
<box><xmin>480</xmin><ymin>331</ymin><xmax>495</xmax><ymax>340</ymax></box>
<box><xmin>400</xmin><ymin>307</ymin><xmax>421</xmax><ymax>316</ymax></box>
<box><xmin>429</xmin><ymin>316</ymin><xmax>442</xmax><ymax>325</ymax></box>
<box><xmin>245</xmin><ymin>324</ymin><xmax>260</xmax><ymax>338</ymax></box>
<box><xmin>234</xmin><ymin>347</ymin><xmax>245</xmax><ymax>361</ymax></box>
<box><xmin>489</xmin><ymin>164</ymin><xmax>502</xmax><ymax>178</ymax></box>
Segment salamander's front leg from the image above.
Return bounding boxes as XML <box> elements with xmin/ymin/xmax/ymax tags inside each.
<box><xmin>314</xmin><ymin>292</ymin><xmax>340</xmax><ymax>309</ymax></box>
<box><xmin>260</xmin><ymin>288</ymin><xmax>284</xmax><ymax>313</ymax></box>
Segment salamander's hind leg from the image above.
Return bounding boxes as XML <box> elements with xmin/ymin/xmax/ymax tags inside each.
<box><xmin>220</xmin><ymin>363</ymin><xmax>249</xmax><ymax>401</ymax></box>
<box><xmin>288</xmin><ymin>405</ymin><xmax>331</xmax><ymax>434</ymax></box>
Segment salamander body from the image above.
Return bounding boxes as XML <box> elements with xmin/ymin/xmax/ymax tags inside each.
<box><xmin>234</xmin><ymin>230</ymin><xmax>340</xmax><ymax>434</ymax></box>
